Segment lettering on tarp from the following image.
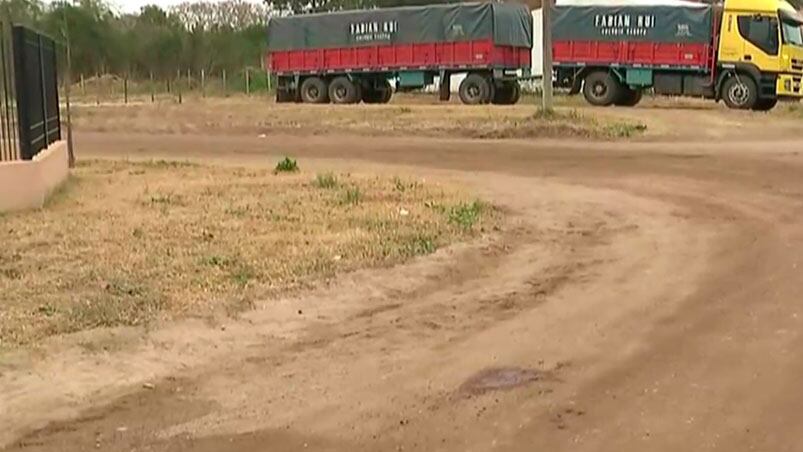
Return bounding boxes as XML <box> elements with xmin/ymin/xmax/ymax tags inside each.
<box><xmin>593</xmin><ymin>14</ymin><xmax>656</xmax><ymax>37</ymax></box>
<box><xmin>350</xmin><ymin>20</ymin><xmax>399</xmax><ymax>43</ymax></box>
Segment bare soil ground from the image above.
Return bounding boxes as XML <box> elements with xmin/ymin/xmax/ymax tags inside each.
<box><xmin>3</xmin><ymin>100</ymin><xmax>803</xmax><ymax>452</ymax></box>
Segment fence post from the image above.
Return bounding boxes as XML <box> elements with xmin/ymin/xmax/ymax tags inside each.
<box><xmin>265</xmin><ymin>68</ymin><xmax>271</xmax><ymax>96</ymax></box>
<box><xmin>222</xmin><ymin>68</ymin><xmax>227</xmax><ymax>96</ymax></box>
<box><xmin>80</xmin><ymin>73</ymin><xmax>85</xmax><ymax>95</ymax></box>
<box><xmin>245</xmin><ymin>68</ymin><xmax>250</xmax><ymax>95</ymax></box>
<box><xmin>176</xmin><ymin>68</ymin><xmax>182</xmax><ymax>104</ymax></box>
<box><xmin>124</xmin><ymin>75</ymin><xmax>128</xmax><ymax>104</ymax></box>
<box><xmin>201</xmin><ymin>68</ymin><xmax>205</xmax><ymax>97</ymax></box>
<box><xmin>150</xmin><ymin>71</ymin><xmax>154</xmax><ymax>102</ymax></box>
<box><xmin>187</xmin><ymin>68</ymin><xmax>191</xmax><ymax>91</ymax></box>
<box><xmin>95</xmin><ymin>72</ymin><xmax>100</xmax><ymax>105</ymax></box>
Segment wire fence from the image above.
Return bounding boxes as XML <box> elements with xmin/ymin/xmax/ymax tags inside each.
<box><xmin>70</xmin><ymin>68</ymin><xmax>276</xmax><ymax>105</ymax></box>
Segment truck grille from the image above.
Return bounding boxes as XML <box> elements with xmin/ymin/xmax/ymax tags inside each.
<box><xmin>793</xmin><ymin>58</ymin><xmax>803</xmax><ymax>71</ymax></box>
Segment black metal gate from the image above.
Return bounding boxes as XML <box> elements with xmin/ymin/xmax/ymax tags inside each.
<box><xmin>0</xmin><ymin>22</ymin><xmax>20</xmax><ymax>162</ymax></box>
<box><xmin>11</xmin><ymin>25</ymin><xmax>60</xmax><ymax>161</ymax></box>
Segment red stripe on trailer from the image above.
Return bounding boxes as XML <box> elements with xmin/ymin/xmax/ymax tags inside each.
<box><xmin>268</xmin><ymin>39</ymin><xmax>531</xmax><ymax>74</ymax></box>
<box><xmin>554</xmin><ymin>40</ymin><xmax>710</xmax><ymax>69</ymax></box>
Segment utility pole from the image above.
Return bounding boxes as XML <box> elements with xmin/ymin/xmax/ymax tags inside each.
<box><xmin>541</xmin><ymin>0</ymin><xmax>554</xmax><ymax>112</ymax></box>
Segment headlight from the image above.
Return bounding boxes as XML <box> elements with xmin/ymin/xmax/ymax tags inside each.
<box><xmin>784</xmin><ymin>79</ymin><xmax>792</xmax><ymax>91</ymax></box>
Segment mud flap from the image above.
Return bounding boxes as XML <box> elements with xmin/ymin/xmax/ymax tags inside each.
<box><xmin>439</xmin><ymin>70</ymin><xmax>451</xmax><ymax>102</ymax></box>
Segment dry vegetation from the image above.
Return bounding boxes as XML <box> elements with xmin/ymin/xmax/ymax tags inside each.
<box><xmin>0</xmin><ymin>159</ymin><xmax>496</xmax><ymax>347</ymax></box>
<box><xmin>71</xmin><ymin>95</ymin><xmax>647</xmax><ymax>139</ymax></box>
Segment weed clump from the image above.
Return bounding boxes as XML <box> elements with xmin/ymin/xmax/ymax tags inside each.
<box><xmin>275</xmin><ymin>157</ymin><xmax>299</xmax><ymax>173</ymax></box>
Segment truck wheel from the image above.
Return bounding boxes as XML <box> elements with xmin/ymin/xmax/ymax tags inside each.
<box><xmin>507</xmin><ymin>82</ymin><xmax>521</xmax><ymax>104</ymax></box>
<box><xmin>329</xmin><ymin>77</ymin><xmax>360</xmax><ymax>104</ymax></box>
<box><xmin>379</xmin><ymin>79</ymin><xmax>393</xmax><ymax>104</ymax></box>
<box><xmin>491</xmin><ymin>84</ymin><xmax>511</xmax><ymax>104</ymax></box>
<box><xmin>722</xmin><ymin>75</ymin><xmax>758</xmax><ymax>110</ymax></box>
<box><xmin>300</xmin><ymin>77</ymin><xmax>329</xmax><ymax>104</ymax></box>
<box><xmin>752</xmin><ymin>98</ymin><xmax>778</xmax><ymax>111</ymax></box>
<box><xmin>459</xmin><ymin>74</ymin><xmax>492</xmax><ymax>105</ymax></box>
<box><xmin>582</xmin><ymin>71</ymin><xmax>621</xmax><ymax>107</ymax></box>
<box><xmin>615</xmin><ymin>88</ymin><xmax>642</xmax><ymax>107</ymax></box>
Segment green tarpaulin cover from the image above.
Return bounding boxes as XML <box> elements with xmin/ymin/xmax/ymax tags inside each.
<box><xmin>553</xmin><ymin>4</ymin><xmax>713</xmax><ymax>43</ymax></box>
<box><xmin>267</xmin><ymin>2</ymin><xmax>533</xmax><ymax>51</ymax></box>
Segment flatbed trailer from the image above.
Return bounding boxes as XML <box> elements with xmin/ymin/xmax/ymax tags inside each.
<box><xmin>266</xmin><ymin>2</ymin><xmax>533</xmax><ymax>105</ymax></box>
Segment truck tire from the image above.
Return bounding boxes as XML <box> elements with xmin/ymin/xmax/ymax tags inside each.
<box><xmin>752</xmin><ymin>98</ymin><xmax>778</xmax><ymax>111</ymax></box>
<box><xmin>508</xmin><ymin>82</ymin><xmax>521</xmax><ymax>104</ymax></box>
<box><xmin>721</xmin><ymin>75</ymin><xmax>758</xmax><ymax>110</ymax></box>
<box><xmin>329</xmin><ymin>77</ymin><xmax>360</xmax><ymax>104</ymax></box>
<box><xmin>492</xmin><ymin>82</ymin><xmax>521</xmax><ymax>105</ymax></box>
<box><xmin>459</xmin><ymin>74</ymin><xmax>492</xmax><ymax>105</ymax></box>
<box><xmin>363</xmin><ymin>79</ymin><xmax>393</xmax><ymax>104</ymax></box>
<box><xmin>582</xmin><ymin>71</ymin><xmax>622</xmax><ymax>107</ymax></box>
<box><xmin>300</xmin><ymin>77</ymin><xmax>329</xmax><ymax>104</ymax></box>
<box><xmin>615</xmin><ymin>88</ymin><xmax>642</xmax><ymax>107</ymax></box>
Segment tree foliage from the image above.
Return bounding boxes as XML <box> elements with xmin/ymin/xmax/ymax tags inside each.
<box><xmin>0</xmin><ymin>0</ymin><xmax>271</xmax><ymax>77</ymax></box>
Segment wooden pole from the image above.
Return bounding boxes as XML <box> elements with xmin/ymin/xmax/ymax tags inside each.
<box><xmin>80</xmin><ymin>73</ymin><xmax>85</xmax><ymax>96</ymax></box>
<box><xmin>124</xmin><ymin>75</ymin><xmax>128</xmax><ymax>104</ymax></box>
<box><xmin>245</xmin><ymin>68</ymin><xmax>250</xmax><ymax>95</ymax></box>
<box><xmin>177</xmin><ymin>68</ymin><xmax>182</xmax><ymax>104</ymax></box>
<box><xmin>201</xmin><ymin>68</ymin><xmax>205</xmax><ymax>97</ymax></box>
<box><xmin>222</xmin><ymin>68</ymin><xmax>227</xmax><ymax>96</ymax></box>
<box><xmin>541</xmin><ymin>0</ymin><xmax>554</xmax><ymax>112</ymax></box>
<box><xmin>150</xmin><ymin>71</ymin><xmax>154</xmax><ymax>102</ymax></box>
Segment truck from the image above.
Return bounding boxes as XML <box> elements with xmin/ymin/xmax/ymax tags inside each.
<box><xmin>265</xmin><ymin>2</ymin><xmax>533</xmax><ymax>105</ymax></box>
<box><xmin>551</xmin><ymin>0</ymin><xmax>803</xmax><ymax>110</ymax></box>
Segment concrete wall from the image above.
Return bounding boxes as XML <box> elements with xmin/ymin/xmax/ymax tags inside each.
<box><xmin>0</xmin><ymin>141</ymin><xmax>69</xmax><ymax>213</ymax></box>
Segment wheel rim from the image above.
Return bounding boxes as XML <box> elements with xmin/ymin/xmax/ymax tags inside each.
<box><xmin>591</xmin><ymin>81</ymin><xmax>607</xmax><ymax>99</ymax></box>
<box><xmin>728</xmin><ymin>82</ymin><xmax>749</xmax><ymax>106</ymax></box>
<box><xmin>335</xmin><ymin>85</ymin><xmax>347</xmax><ymax>101</ymax></box>
<box><xmin>467</xmin><ymin>84</ymin><xmax>481</xmax><ymax>100</ymax></box>
<box><xmin>307</xmin><ymin>86</ymin><xmax>319</xmax><ymax>99</ymax></box>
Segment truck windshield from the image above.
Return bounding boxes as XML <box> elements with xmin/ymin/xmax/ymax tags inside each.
<box><xmin>782</xmin><ymin>21</ymin><xmax>803</xmax><ymax>46</ymax></box>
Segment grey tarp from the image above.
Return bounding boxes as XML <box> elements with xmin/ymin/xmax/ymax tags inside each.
<box><xmin>552</xmin><ymin>5</ymin><xmax>713</xmax><ymax>43</ymax></box>
<box><xmin>267</xmin><ymin>2</ymin><xmax>532</xmax><ymax>51</ymax></box>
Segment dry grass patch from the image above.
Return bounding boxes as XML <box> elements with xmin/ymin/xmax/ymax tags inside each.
<box><xmin>72</xmin><ymin>97</ymin><xmax>645</xmax><ymax>139</ymax></box>
<box><xmin>0</xmin><ymin>159</ymin><xmax>496</xmax><ymax>347</ymax></box>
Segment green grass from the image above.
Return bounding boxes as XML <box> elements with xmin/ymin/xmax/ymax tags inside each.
<box><xmin>314</xmin><ymin>172</ymin><xmax>338</xmax><ymax>189</ymax></box>
<box><xmin>342</xmin><ymin>186</ymin><xmax>363</xmax><ymax>205</ymax></box>
<box><xmin>447</xmin><ymin>200</ymin><xmax>485</xmax><ymax>230</ymax></box>
<box><xmin>274</xmin><ymin>157</ymin><xmax>299</xmax><ymax>174</ymax></box>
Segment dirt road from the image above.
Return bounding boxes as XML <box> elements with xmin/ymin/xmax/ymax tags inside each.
<box><xmin>3</xmin><ymin>108</ymin><xmax>803</xmax><ymax>451</ymax></box>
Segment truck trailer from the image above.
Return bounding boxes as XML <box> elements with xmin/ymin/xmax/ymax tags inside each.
<box><xmin>266</xmin><ymin>2</ymin><xmax>533</xmax><ymax>105</ymax></box>
<box><xmin>551</xmin><ymin>0</ymin><xmax>803</xmax><ymax>110</ymax></box>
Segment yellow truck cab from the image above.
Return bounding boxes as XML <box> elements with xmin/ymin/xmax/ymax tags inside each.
<box><xmin>716</xmin><ymin>0</ymin><xmax>803</xmax><ymax>109</ymax></box>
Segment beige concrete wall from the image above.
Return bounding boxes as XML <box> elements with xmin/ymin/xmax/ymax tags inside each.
<box><xmin>0</xmin><ymin>141</ymin><xmax>69</xmax><ymax>213</ymax></box>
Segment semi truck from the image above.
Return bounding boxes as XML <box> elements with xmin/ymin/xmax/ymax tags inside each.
<box><xmin>265</xmin><ymin>2</ymin><xmax>532</xmax><ymax>105</ymax></box>
<box><xmin>551</xmin><ymin>0</ymin><xmax>803</xmax><ymax>110</ymax></box>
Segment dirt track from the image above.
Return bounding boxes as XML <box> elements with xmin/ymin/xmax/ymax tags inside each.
<box><xmin>3</xmin><ymin>106</ymin><xmax>803</xmax><ymax>451</ymax></box>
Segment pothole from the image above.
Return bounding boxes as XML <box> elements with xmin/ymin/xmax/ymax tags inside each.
<box><xmin>458</xmin><ymin>366</ymin><xmax>543</xmax><ymax>396</ymax></box>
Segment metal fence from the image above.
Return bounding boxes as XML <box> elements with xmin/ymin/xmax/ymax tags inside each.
<box><xmin>12</xmin><ymin>25</ymin><xmax>60</xmax><ymax>160</ymax></box>
<box><xmin>0</xmin><ymin>21</ymin><xmax>20</xmax><ymax>162</ymax></box>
